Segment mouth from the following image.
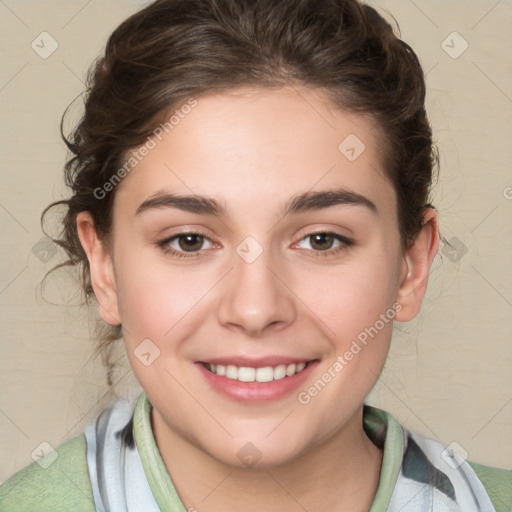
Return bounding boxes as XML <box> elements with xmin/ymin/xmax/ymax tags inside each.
<box><xmin>197</xmin><ymin>358</ymin><xmax>318</xmax><ymax>403</ymax></box>
<box><xmin>203</xmin><ymin>361</ymin><xmax>309</xmax><ymax>383</ymax></box>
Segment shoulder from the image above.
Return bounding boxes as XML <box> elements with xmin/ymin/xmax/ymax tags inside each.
<box><xmin>0</xmin><ymin>433</ymin><xmax>95</xmax><ymax>512</ymax></box>
<box><xmin>467</xmin><ymin>460</ymin><xmax>512</xmax><ymax>512</ymax></box>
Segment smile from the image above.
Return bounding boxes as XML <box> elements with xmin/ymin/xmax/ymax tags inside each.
<box><xmin>205</xmin><ymin>362</ymin><xmax>308</xmax><ymax>383</ymax></box>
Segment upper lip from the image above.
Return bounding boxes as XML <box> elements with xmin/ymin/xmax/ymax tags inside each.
<box><xmin>199</xmin><ymin>356</ymin><xmax>316</xmax><ymax>368</ymax></box>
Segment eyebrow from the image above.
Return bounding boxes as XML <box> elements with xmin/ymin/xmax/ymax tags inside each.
<box><xmin>135</xmin><ymin>187</ymin><xmax>378</xmax><ymax>217</ymax></box>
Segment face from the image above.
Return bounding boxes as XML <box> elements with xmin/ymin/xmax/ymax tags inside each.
<box><xmin>78</xmin><ymin>85</ymin><xmax>438</xmax><ymax>468</ymax></box>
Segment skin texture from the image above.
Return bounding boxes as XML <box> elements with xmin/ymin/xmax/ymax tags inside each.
<box><xmin>77</xmin><ymin>85</ymin><xmax>439</xmax><ymax>511</ymax></box>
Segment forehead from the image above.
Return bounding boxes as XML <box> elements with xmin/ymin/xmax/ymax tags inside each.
<box><xmin>113</xmin><ymin>85</ymin><xmax>396</xmax><ymax>222</ymax></box>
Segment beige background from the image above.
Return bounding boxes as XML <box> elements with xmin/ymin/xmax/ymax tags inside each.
<box><xmin>1</xmin><ymin>0</ymin><xmax>511</xmax><ymax>482</ymax></box>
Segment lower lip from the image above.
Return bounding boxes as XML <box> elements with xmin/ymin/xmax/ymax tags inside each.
<box><xmin>197</xmin><ymin>362</ymin><xmax>318</xmax><ymax>403</ymax></box>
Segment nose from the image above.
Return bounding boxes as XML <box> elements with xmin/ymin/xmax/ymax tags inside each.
<box><xmin>217</xmin><ymin>243</ymin><xmax>297</xmax><ymax>337</ymax></box>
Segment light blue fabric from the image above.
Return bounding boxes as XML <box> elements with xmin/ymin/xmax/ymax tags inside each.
<box><xmin>2</xmin><ymin>392</ymin><xmax>508</xmax><ymax>511</ymax></box>
<box><xmin>84</xmin><ymin>398</ymin><xmax>160</xmax><ymax>512</ymax></box>
<box><xmin>387</xmin><ymin>432</ymin><xmax>496</xmax><ymax>511</ymax></box>
<box><xmin>83</xmin><ymin>392</ymin><xmax>500</xmax><ymax>512</ymax></box>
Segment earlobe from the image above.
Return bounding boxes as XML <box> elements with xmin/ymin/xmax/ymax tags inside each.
<box><xmin>76</xmin><ymin>211</ymin><xmax>121</xmax><ymax>326</ymax></box>
<box><xmin>394</xmin><ymin>208</ymin><xmax>439</xmax><ymax>322</ymax></box>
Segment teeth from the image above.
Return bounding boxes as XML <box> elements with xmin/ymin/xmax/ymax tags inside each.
<box><xmin>238</xmin><ymin>367</ymin><xmax>255</xmax><ymax>382</ymax></box>
<box><xmin>273</xmin><ymin>364</ymin><xmax>286</xmax><ymax>380</ymax></box>
<box><xmin>256</xmin><ymin>366</ymin><xmax>274</xmax><ymax>382</ymax></box>
<box><xmin>207</xmin><ymin>362</ymin><xmax>308</xmax><ymax>382</ymax></box>
<box><xmin>226</xmin><ymin>365</ymin><xmax>238</xmax><ymax>379</ymax></box>
<box><xmin>286</xmin><ymin>363</ymin><xmax>296</xmax><ymax>377</ymax></box>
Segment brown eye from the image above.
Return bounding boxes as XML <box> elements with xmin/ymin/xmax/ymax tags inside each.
<box><xmin>295</xmin><ymin>231</ymin><xmax>353</xmax><ymax>257</ymax></box>
<box><xmin>308</xmin><ymin>233</ymin><xmax>335</xmax><ymax>251</ymax></box>
<box><xmin>158</xmin><ymin>232</ymin><xmax>215</xmax><ymax>258</ymax></box>
<box><xmin>177</xmin><ymin>234</ymin><xmax>205</xmax><ymax>252</ymax></box>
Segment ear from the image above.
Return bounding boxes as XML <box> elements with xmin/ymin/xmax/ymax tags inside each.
<box><xmin>394</xmin><ymin>207</ymin><xmax>439</xmax><ymax>322</ymax></box>
<box><xmin>76</xmin><ymin>211</ymin><xmax>121</xmax><ymax>326</ymax></box>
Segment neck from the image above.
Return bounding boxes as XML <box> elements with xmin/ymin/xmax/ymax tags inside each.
<box><xmin>151</xmin><ymin>406</ymin><xmax>383</xmax><ymax>512</ymax></box>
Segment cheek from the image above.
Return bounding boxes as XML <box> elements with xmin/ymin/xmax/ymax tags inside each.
<box><xmin>113</xmin><ymin>253</ymin><xmax>217</xmax><ymax>346</ymax></box>
<box><xmin>296</xmin><ymin>254</ymin><xmax>401</xmax><ymax>341</ymax></box>
<box><xmin>292</xmin><ymin>261</ymin><xmax>400</xmax><ymax>424</ymax></box>
<box><xmin>114</xmin><ymin>260</ymin><xmax>208</xmax><ymax>391</ymax></box>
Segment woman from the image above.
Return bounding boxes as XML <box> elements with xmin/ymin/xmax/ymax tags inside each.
<box><xmin>1</xmin><ymin>0</ymin><xmax>510</xmax><ymax>510</ymax></box>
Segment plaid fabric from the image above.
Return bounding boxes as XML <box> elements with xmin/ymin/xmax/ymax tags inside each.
<box><xmin>387</xmin><ymin>431</ymin><xmax>496</xmax><ymax>511</ymax></box>
<box><xmin>84</xmin><ymin>393</ymin><xmax>497</xmax><ymax>512</ymax></box>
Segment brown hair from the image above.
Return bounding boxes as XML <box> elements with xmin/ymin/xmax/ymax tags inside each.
<box><xmin>43</xmin><ymin>0</ymin><xmax>437</xmax><ymax>381</ymax></box>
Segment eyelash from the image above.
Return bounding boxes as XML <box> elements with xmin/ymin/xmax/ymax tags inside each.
<box><xmin>157</xmin><ymin>231</ymin><xmax>354</xmax><ymax>259</ymax></box>
<box><xmin>157</xmin><ymin>233</ymin><xmax>218</xmax><ymax>259</ymax></box>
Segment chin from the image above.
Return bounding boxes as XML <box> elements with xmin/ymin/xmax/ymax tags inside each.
<box><xmin>204</xmin><ymin>436</ymin><xmax>308</xmax><ymax>470</ymax></box>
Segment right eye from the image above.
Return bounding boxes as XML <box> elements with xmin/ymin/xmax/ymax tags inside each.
<box><xmin>157</xmin><ymin>232</ymin><xmax>217</xmax><ymax>258</ymax></box>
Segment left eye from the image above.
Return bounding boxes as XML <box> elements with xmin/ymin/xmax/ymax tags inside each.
<box><xmin>296</xmin><ymin>232</ymin><xmax>350</xmax><ymax>252</ymax></box>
